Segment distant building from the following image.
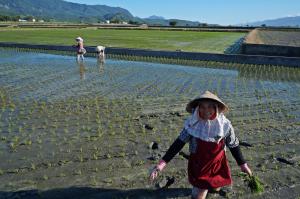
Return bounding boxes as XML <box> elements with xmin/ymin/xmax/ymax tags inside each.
<box><xmin>106</xmin><ymin>20</ymin><xmax>110</xmax><ymax>24</ymax></box>
<box><xmin>140</xmin><ymin>24</ymin><xmax>148</xmax><ymax>28</ymax></box>
<box><xmin>38</xmin><ymin>19</ymin><xmax>44</xmax><ymax>22</ymax></box>
<box><xmin>19</xmin><ymin>18</ymin><xmax>36</xmax><ymax>22</ymax></box>
<box><xmin>122</xmin><ymin>21</ymin><xmax>128</xmax><ymax>25</ymax></box>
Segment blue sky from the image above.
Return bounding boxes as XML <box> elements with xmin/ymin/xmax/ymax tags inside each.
<box><xmin>65</xmin><ymin>0</ymin><xmax>300</xmax><ymax>25</ymax></box>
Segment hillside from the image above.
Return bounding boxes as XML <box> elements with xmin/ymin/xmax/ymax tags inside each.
<box><xmin>0</xmin><ymin>0</ymin><xmax>201</xmax><ymax>25</ymax></box>
<box><xmin>0</xmin><ymin>0</ymin><xmax>134</xmax><ymax>22</ymax></box>
<box><xmin>247</xmin><ymin>16</ymin><xmax>300</xmax><ymax>27</ymax></box>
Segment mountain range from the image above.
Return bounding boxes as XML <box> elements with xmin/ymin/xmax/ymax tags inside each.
<box><xmin>0</xmin><ymin>0</ymin><xmax>201</xmax><ymax>26</ymax></box>
<box><xmin>2</xmin><ymin>0</ymin><xmax>298</xmax><ymax>27</ymax></box>
<box><xmin>245</xmin><ymin>16</ymin><xmax>300</xmax><ymax>27</ymax></box>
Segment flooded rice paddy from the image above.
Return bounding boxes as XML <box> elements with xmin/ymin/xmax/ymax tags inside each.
<box><xmin>0</xmin><ymin>49</ymin><xmax>299</xmax><ymax>199</ymax></box>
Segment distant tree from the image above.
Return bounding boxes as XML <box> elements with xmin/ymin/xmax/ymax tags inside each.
<box><xmin>24</xmin><ymin>16</ymin><xmax>34</xmax><ymax>21</ymax></box>
<box><xmin>0</xmin><ymin>15</ymin><xmax>7</xmax><ymax>21</ymax></box>
<box><xmin>111</xmin><ymin>19</ymin><xmax>121</xmax><ymax>24</ymax></box>
<box><xmin>0</xmin><ymin>15</ymin><xmax>22</xmax><ymax>21</ymax></box>
<box><xmin>261</xmin><ymin>24</ymin><xmax>267</xmax><ymax>27</ymax></box>
<box><xmin>14</xmin><ymin>16</ymin><xmax>21</xmax><ymax>21</ymax></box>
<box><xmin>169</xmin><ymin>21</ymin><xmax>177</xmax><ymax>27</ymax></box>
<box><xmin>129</xmin><ymin>20</ymin><xmax>139</xmax><ymax>25</ymax></box>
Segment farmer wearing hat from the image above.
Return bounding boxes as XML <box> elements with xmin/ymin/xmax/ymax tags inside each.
<box><xmin>74</xmin><ymin>37</ymin><xmax>86</xmax><ymax>61</ymax></box>
<box><xmin>95</xmin><ymin>45</ymin><xmax>105</xmax><ymax>63</ymax></box>
<box><xmin>150</xmin><ymin>91</ymin><xmax>252</xmax><ymax>199</ymax></box>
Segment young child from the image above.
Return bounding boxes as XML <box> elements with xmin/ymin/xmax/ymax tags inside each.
<box><xmin>75</xmin><ymin>37</ymin><xmax>86</xmax><ymax>61</ymax></box>
<box><xmin>150</xmin><ymin>91</ymin><xmax>252</xmax><ymax>199</ymax></box>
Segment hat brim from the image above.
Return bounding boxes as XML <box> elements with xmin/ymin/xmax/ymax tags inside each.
<box><xmin>186</xmin><ymin>98</ymin><xmax>228</xmax><ymax>113</ymax></box>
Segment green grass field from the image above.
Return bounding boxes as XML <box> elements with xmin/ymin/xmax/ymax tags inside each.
<box><xmin>0</xmin><ymin>28</ymin><xmax>245</xmax><ymax>53</ymax></box>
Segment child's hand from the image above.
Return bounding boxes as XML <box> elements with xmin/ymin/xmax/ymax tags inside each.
<box><xmin>149</xmin><ymin>160</ymin><xmax>167</xmax><ymax>181</ymax></box>
<box><xmin>149</xmin><ymin>167</ymin><xmax>159</xmax><ymax>181</ymax></box>
<box><xmin>240</xmin><ymin>163</ymin><xmax>252</xmax><ymax>176</ymax></box>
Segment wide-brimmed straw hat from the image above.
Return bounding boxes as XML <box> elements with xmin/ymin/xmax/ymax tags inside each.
<box><xmin>186</xmin><ymin>91</ymin><xmax>228</xmax><ymax>113</ymax></box>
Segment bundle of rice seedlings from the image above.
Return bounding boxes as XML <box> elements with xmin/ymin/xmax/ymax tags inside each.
<box><xmin>246</xmin><ymin>175</ymin><xmax>264</xmax><ymax>194</ymax></box>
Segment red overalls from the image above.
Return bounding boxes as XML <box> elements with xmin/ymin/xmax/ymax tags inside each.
<box><xmin>188</xmin><ymin>138</ymin><xmax>232</xmax><ymax>189</ymax></box>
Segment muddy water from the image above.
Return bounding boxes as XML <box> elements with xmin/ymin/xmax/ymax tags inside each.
<box><xmin>0</xmin><ymin>49</ymin><xmax>299</xmax><ymax>199</ymax></box>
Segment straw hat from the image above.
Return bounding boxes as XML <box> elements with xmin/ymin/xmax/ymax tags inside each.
<box><xmin>95</xmin><ymin>46</ymin><xmax>105</xmax><ymax>52</ymax></box>
<box><xmin>76</xmin><ymin>37</ymin><xmax>83</xmax><ymax>42</ymax></box>
<box><xmin>186</xmin><ymin>91</ymin><xmax>228</xmax><ymax>113</ymax></box>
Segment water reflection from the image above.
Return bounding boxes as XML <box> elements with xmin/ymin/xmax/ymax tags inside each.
<box><xmin>97</xmin><ymin>56</ymin><xmax>105</xmax><ymax>75</ymax></box>
<box><xmin>77</xmin><ymin>60</ymin><xmax>86</xmax><ymax>80</ymax></box>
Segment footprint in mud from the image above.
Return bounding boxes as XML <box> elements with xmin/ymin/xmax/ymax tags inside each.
<box><xmin>170</xmin><ymin>111</ymin><xmax>184</xmax><ymax>117</ymax></box>
<box><xmin>147</xmin><ymin>142</ymin><xmax>161</xmax><ymax>161</ymax></box>
<box><xmin>144</xmin><ymin>124</ymin><xmax>154</xmax><ymax>130</ymax></box>
<box><xmin>276</xmin><ymin>157</ymin><xmax>295</xmax><ymax>165</ymax></box>
<box><xmin>148</xmin><ymin>141</ymin><xmax>159</xmax><ymax>150</ymax></box>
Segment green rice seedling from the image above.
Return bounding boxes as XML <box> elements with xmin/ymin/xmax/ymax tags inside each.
<box><xmin>246</xmin><ymin>175</ymin><xmax>264</xmax><ymax>194</ymax></box>
<box><xmin>92</xmin><ymin>153</ymin><xmax>98</xmax><ymax>160</ymax></box>
<box><xmin>260</xmin><ymin>165</ymin><xmax>266</xmax><ymax>172</ymax></box>
<box><xmin>31</xmin><ymin>163</ymin><xmax>36</xmax><ymax>170</ymax></box>
<box><xmin>90</xmin><ymin>176</ymin><xmax>98</xmax><ymax>186</ymax></box>
<box><xmin>9</xmin><ymin>142</ymin><xmax>17</xmax><ymax>151</ymax></box>
<box><xmin>36</xmin><ymin>138</ymin><xmax>42</xmax><ymax>144</ymax></box>
<box><xmin>24</xmin><ymin>139</ymin><xmax>32</xmax><ymax>146</ymax></box>
<box><xmin>119</xmin><ymin>152</ymin><xmax>126</xmax><ymax>158</ymax></box>
<box><xmin>74</xmin><ymin>169</ymin><xmax>82</xmax><ymax>175</ymax></box>
<box><xmin>42</xmin><ymin>175</ymin><xmax>49</xmax><ymax>180</ymax></box>
<box><xmin>239</xmin><ymin>172</ymin><xmax>264</xmax><ymax>194</ymax></box>
<box><xmin>8</xmin><ymin>168</ymin><xmax>19</xmax><ymax>174</ymax></box>
<box><xmin>103</xmin><ymin>178</ymin><xmax>113</xmax><ymax>184</ymax></box>
<box><xmin>58</xmin><ymin>173</ymin><xmax>66</xmax><ymax>177</ymax></box>
<box><xmin>105</xmin><ymin>153</ymin><xmax>112</xmax><ymax>159</ymax></box>
<box><xmin>63</xmin><ymin>128</ymin><xmax>69</xmax><ymax>134</ymax></box>
<box><xmin>92</xmin><ymin>167</ymin><xmax>98</xmax><ymax>173</ymax></box>
<box><xmin>78</xmin><ymin>155</ymin><xmax>84</xmax><ymax>162</ymax></box>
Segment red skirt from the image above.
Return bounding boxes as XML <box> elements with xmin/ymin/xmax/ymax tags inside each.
<box><xmin>188</xmin><ymin>138</ymin><xmax>232</xmax><ymax>189</ymax></box>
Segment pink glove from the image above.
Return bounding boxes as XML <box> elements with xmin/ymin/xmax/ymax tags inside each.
<box><xmin>240</xmin><ymin>163</ymin><xmax>252</xmax><ymax>176</ymax></box>
<box><xmin>149</xmin><ymin>160</ymin><xmax>167</xmax><ymax>181</ymax></box>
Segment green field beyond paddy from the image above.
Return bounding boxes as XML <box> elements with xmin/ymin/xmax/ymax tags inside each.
<box><xmin>0</xmin><ymin>28</ymin><xmax>245</xmax><ymax>53</ymax></box>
